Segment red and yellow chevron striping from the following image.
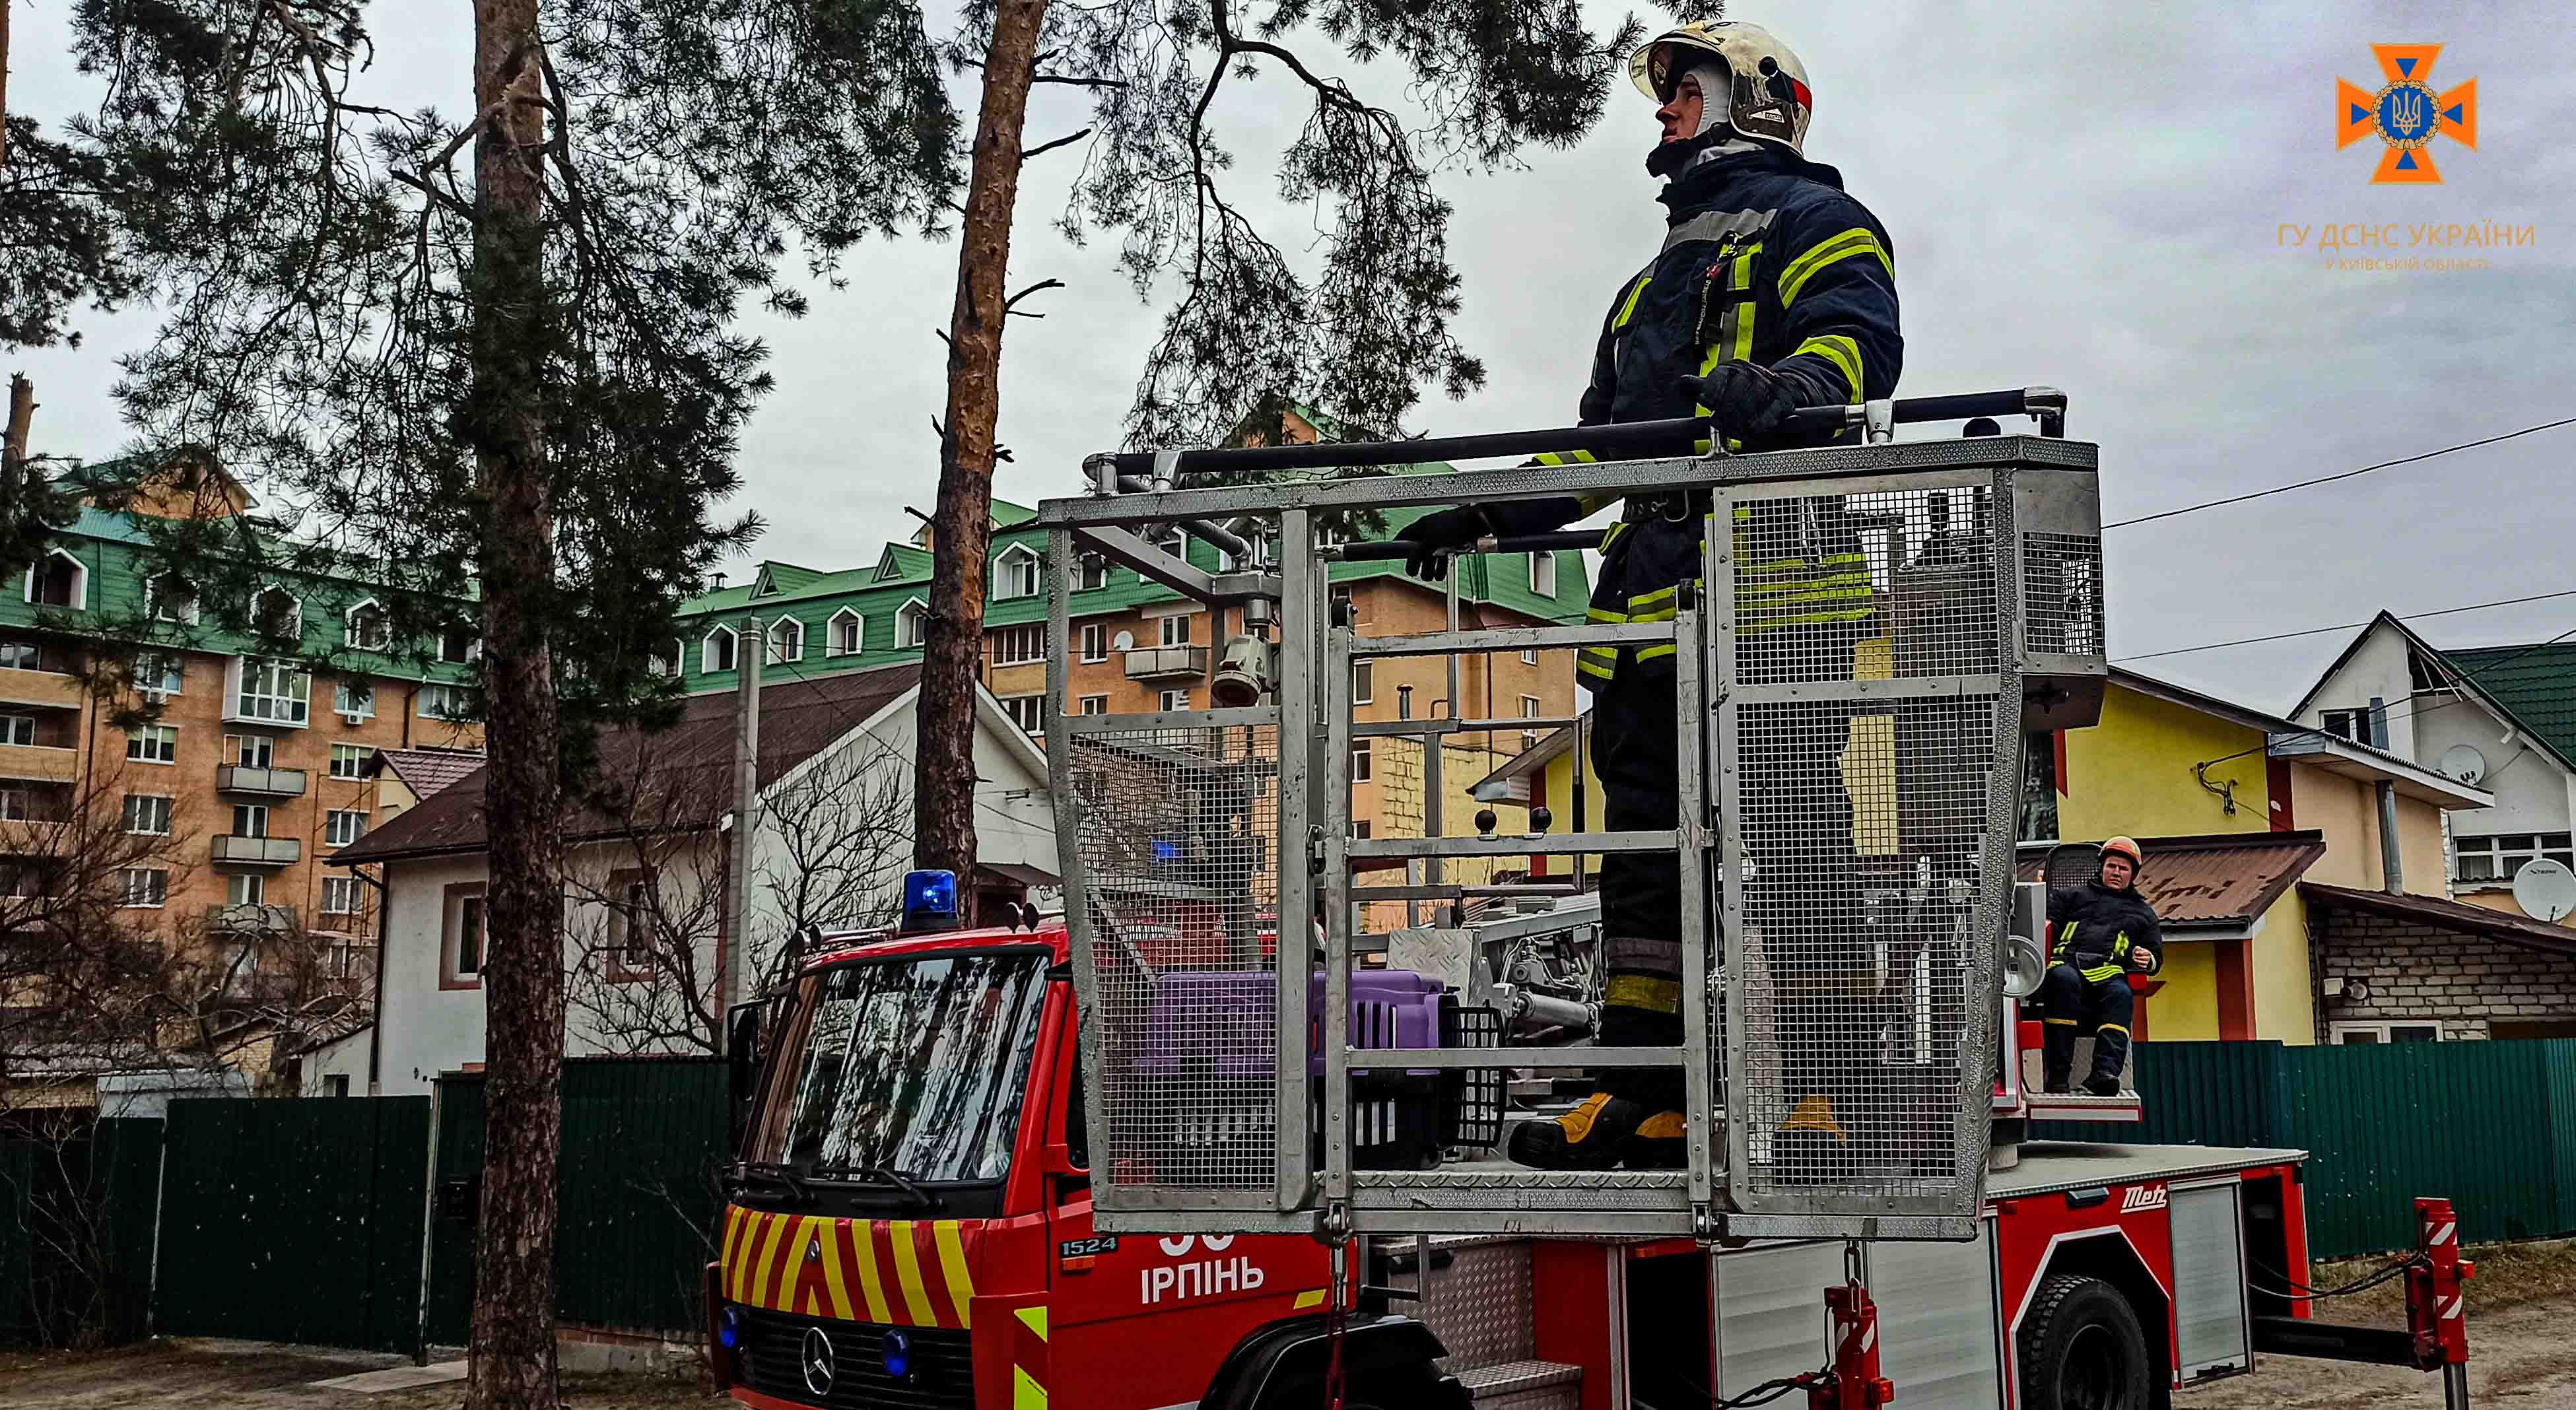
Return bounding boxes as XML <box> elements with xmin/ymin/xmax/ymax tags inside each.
<box><xmin>718</xmin><ymin>1206</ymin><xmax>982</xmax><ymax>1329</ymax></box>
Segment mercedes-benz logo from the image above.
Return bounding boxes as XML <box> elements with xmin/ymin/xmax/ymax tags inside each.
<box><xmin>800</xmin><ymin>1326</ymin><xmax>836</xmax><ymax>1397</ymax></box>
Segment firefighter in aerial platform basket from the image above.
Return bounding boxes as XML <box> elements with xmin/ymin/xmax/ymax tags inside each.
<box><xmin>2041</xmin><ymin>837</ymin><xmax>2165</xmax><ymax>1096</ymax></box>
<box><xmin>1404</xmin><ymin>18</ymin><xmax>1901</xmax><ymax>1170</ymax></box>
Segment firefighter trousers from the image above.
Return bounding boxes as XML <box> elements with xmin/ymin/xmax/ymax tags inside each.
<box><xmin>2038</xmin><ymin>963</ymin><xmax>2133</xmax><ymax>1089</ymax></box>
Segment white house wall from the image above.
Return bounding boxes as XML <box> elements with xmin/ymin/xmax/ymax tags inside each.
<box><xmin>372</xmin><ymin>851</ymin><xmax>497</xmax><ymax>1095</ymax></box>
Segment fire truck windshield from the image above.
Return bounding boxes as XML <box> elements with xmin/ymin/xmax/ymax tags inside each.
<box><xmin>751</xmin><ymin>950</ymin><xmax>1048</xmax><ymax>1184</ymax></box>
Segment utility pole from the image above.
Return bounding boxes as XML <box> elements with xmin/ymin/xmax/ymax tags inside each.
<box><xmin>720</xmin><ymin>615</ymin><xmax>764</xmax><ymax>1042</ymax></box>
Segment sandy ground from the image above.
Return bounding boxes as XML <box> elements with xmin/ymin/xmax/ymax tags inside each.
<box><xmin>8</xmin><ymin>1244</ymin><xmax>2575</xmax><ymax>1409</ymax></box>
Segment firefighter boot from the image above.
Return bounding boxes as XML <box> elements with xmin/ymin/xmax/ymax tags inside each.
<box><xmin>1508</xmin><ymin>1093</ymin><xmax>1660</xmax><ymax>1170</ymax></box>
<box><xmin>2041</xmin><ymin>1022</ymin><xmax>2080</xmax><ymax>1094</ymax></box>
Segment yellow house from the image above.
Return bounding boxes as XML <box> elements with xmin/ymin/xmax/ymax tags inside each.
<box><xmin>1474</xmin><ymin>667</ymin><xmax>2492</xmax><ymax>1044</ymax></box>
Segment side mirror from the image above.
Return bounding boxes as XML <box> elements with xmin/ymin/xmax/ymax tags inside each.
<box><xmin>726</xmin><ymin>999</ymin><xmax>766</xmax><ymax>1125</ymax></box>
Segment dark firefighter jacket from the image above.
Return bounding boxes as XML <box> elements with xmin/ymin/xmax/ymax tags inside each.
<box><xmin>1480</xmin><ymin>149</ymin><xmax>1903</xmax><ymax>689</ymax></box>
<box><xmin>2047</xmin><ymin>882</ymin><xmax>2167</xmax><ymax>984</ymax></box>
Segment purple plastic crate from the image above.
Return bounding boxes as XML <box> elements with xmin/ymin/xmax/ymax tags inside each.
<box><xmin>1130</xmin><ymin>969</ymin><xmax>1444</xmax><ymax>1077</ymax></box>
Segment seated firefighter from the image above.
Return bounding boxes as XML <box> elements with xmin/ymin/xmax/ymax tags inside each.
<box><xmin>2039</xmin><ymin>836</ymin><xmax>2163</xmax><ymax>1095</ymax></box>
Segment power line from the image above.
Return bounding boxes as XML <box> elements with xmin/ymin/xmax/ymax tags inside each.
<box><xmin>2116</xmin><ymin>588</ymin><xmax>2576</xmax><ymax>662</ymax></box>
<box><xmin>2104</xmin><ymin>415</ymin><xmax>2576</xmax><ymax>531</ymax></box>
<box><xmin>2186</xmin><ymin>621</ymin><xmax>2576</xmax><ymax>774</ymax></box>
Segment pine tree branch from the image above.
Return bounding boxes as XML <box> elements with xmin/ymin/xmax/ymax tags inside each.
<box><xmin>1021</xmin><ymin>128</ymin><xmax>1093</xmax><ymax>162</ymax></box>
<box><xmin>1003</xmin><ymin>278</ymin><xmax>1064</xmax><ymax>316</ymax></box>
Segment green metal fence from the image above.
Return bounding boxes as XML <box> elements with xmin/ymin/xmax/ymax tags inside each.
<box><xmin>2038</xmin><ymin>1038</ymin><xmax>2576</xmax><ymax>1259</ymax></box>
<box><xmin>0</xmin><ymin>1119</ymin><xmax>162</xmax><ymax>1347</ymax></box>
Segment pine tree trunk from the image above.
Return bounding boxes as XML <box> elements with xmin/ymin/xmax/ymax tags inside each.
<box><xmin>914</xmin><ymin>0</ymin><xmax>1051</xmax><ymax>905</ymax></box>
<box><xmin>465</xmin><ymin>5</ymin><xmax>566</xmax><ymax>1409</ymax></box>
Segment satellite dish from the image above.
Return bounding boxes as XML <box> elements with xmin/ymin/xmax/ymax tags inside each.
<box><xmin>2437</xmin><ymin>743</ymin><xmax>2488</xmax><ymax>785</ymax></box>
<box><xmin>1112</xmin><ymin>630</ymin><xmax>1135</xmax><ymax>651</ymax></box>
<box><xmin>2512</xmin><ymin>858</ymin><xmax>2576</xmax><ymax>923</ymax></box>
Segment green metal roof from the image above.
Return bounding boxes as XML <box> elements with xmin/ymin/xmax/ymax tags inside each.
<box><xmin>2439</xmin><ymin>642</ymin><xmax>2576</xmax><ymax>771</ymax></box>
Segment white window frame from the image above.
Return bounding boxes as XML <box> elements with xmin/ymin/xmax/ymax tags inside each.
<box><xmin>24</xmin><ymin>549</ymin><xmax>86</xmax><ymax>611</ymax></box>
<box><xmin>227</xmin><ymin>873</ymin><xmax>266</xmax><ymax>906</ymax></box>
<box><xmin>2453</xmin><ymin>832</ymin><xmax>2576</xmax><ymax>887</ymax></box>
<box><xmin>147</xmin><ymin>574</ymin><xmax>199</xmax><ymax>624</ymax></box>
<box><xmin>1352</xmin><ymin>659</ymin><xmax>1374</xmax><ymax>704</ymax></box>
<box><xmin>343</xmin><ymin>599</ymin><xmax>391</xmax><ymax>652</ymax></box>
<box><xmin>765</xmin><ymin>617</ymin><xmax>804</xmax><ymax>664</ymax></box>
<box><xmin>827</xmin><ymin>609</ymin><xmax>864</xmax><ymax>657</ymax></box>
<box><xmin>1521</xmin><ymin>648</ymin><xmax>1539</xmax><ymax>666</ymax></box>
<box><xmin>437</xmin><ymin>629</ymin><xmax>483</xmax><ymax>666</ymax></box>
<box><xmin>0</xmin><ymin>714</ymin><xmax>36</xmax><ymax>747</ymax></box>
<box><xmin>1530</xmin><ymin>551</ymin><xmax>1559</xmax><ymax>597</ymax></box>
<box><xmin>1351</xmin><ymin>737</ymin><xmax>1373</xmax><ymax>783</ymax></box>
<box><xmin>329</xmin><ymin>743</ymin><xmax>376</xmax><ymax>780</ymax></box>
<box><xmin>322</xmin><ymin>876</ymin><xmax>362</xmax><ymax>916</ymax></box>
<box><xmin>1077</xmin><ymin>554</ymin><xmax>1110</xmax><ymax>591</ymax></box>
<box><xmin>325</xmin><ymin>809</ymin><xmax>369</xmax><ymax>848</ymax></box>
<box><xmin>994</xmin><ymin>544</ymin><xmax>1042</xmax><ymax>600</ymax></box>
<box><xmin>251</xmin><ymin>585</ymin><xmax>303</xmax><ymax>640</ymax></box>
<box><xmin>419</xmin><ymin>683</ymin><xmax>479</xmax><ymax>722</ymax></box>
<box><xmin>120</xmin><ymin>867</ymin><xmax>168</xmax><ymax>909</ymax></box>
<box><xmin>1079</xmin><ymin>622</ymin><xmax>1108</xmax><ymax>663</ymax></box>
<box><xmin>231</xmin><ymin>803</ymin><xmax>271</xmax><ymax>838</ymax></box>
<box><xmin>2329</xmin><ymin>1021</ymin><xmax>2444</xmax><ymax>1044</ymax></box>
<box><xmin>127</xmin><ymin>725</ymin><xmax>178</xmax><ymax>764</ymax></box>
<box><xmin>228</xmin><ymin>733</ymin><xmax>274</xmax><ymax>768</ymax></box>
<box><xmin>1001</xmin><ymin>694</ymin><xmax>1044</xmax><ymax>735</ymax></box>
<box><xmin>124</xmin><ymin>794</ymin><xmax>174</xmax><ymax>836</ymax></box>
<box><xmin>1159</xmin><ymin>688</ymin><xmax>1192</xmax><ymax>712</ymax></box>
<box><xmin>1521</xmin><ymin>693</ymin><xmax>1543</xmax><ymax>746</ymax></box>
<box><xmin>233</xmin><ymin>657</ymin><xmax>312</xmax><ymax>725</ymax></box>
<box><xmin>136</xmin><ymin>653</ymin><xmax>184</xmax><ymax>696</ymax></box>
<box><xmin>897</xmin><ymin>600</ymin><xmax>929</xmax><ymax>649</ymax></box>
<box><xmin>1079</xmin><ymin>694</ymin><xmax>1108</xmax><ymax>716</ymax></box>
<box><xmin>700</xmin><ymin>625</ymin><xmax>739</xmax><ymax>673</ymax></box>
<box><xmin>334</xmin><ymin>679</ymin><xmax>376</xmax><ymax>719</ymax></box>
<box><xmin>992</xmin><ymin>622</ymin><xmax>1048</xmax><ymax>667</ymax></box>
<box><xmin>1159</xmin><ymin>613</ymin><xmax>1194</xmax><ymax>648</ymax></box>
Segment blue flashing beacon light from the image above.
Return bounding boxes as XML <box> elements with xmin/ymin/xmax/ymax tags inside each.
<box><xmin>900</xmin><ymin>869</ymin><xmax>963</xmax><ymax>935</ymax></box>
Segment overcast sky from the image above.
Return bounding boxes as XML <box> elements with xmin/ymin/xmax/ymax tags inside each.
<box><xmin>11</xmin><ymin>0</ymin><xmax>2573</xmax><ymax>713</ymax></box>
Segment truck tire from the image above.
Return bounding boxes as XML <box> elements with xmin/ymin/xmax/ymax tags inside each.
<box><xmin>2017</xmin><ymin>1272</ymin><xmax>2152</xmax><ymax>1410</ymax></box>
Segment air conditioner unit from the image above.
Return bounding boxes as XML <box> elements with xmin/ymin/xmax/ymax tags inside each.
<box><xmin>337</xmin><ymin>710</ymin><xmax>368</xmax><ymax>726</ymax></box>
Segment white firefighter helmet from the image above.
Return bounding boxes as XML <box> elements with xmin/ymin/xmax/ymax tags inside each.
<box><xmin>1629</xmin><ymin>21</ymin><xmax>1814</xmax><ymax>157</ymax></box>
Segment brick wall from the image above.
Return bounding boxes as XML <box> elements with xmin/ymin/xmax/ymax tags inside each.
<box><xmin>2307</xmin><ymin>900</ymin><xmax>2576</xmax><ymax>1041</ymax></box>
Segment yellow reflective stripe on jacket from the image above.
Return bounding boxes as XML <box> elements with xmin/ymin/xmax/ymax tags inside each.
<box><xmin>1614</xmin><ymin>273</ymin><xmax>1654</xmax><ymax>329</ymax></box>
<box><xmin>1778</xmin><ymin>227</ymin><xmax>1892</xmax><ymax>308</ymax></box>
<box><xmin>1693</xmin><ymin>242</ymin><xmax>1764</xmax><ymax>387</ymax></box>
<box><xmin>1636</xmin><ymin>642</ymin><xmax>1676</xmax><ymax>662</ymax></box>
<box><xmin>2082</xmin><ymin>964</ymin><xmax>2124</xmax><ymax>984</ymax></box>
<box><xmin>1794</xmin><ymin>335</ymin><xmax>1864</xmax><ymax>405</ymax></box>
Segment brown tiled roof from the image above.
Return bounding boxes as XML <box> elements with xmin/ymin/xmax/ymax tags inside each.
<box><xmin>335</xmin><ymin>664</ymin><xmax>922</xmax><ymax>865</ymax></box>
<box><xmin>2016</xmin><ymin>831</ymin><xmax>2327</xmax><ymax>930</ymax></box>
<box><xmin>376</xmin><ymin>748</ymin><xmax>485</xmax><ymax>800</ymax></box>
<box><xmin>2299</xmin><ymin>882</ymin><xmax>2576</xmax><ymax>959</ymax></box>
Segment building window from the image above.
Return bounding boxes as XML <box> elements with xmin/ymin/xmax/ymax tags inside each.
<box><xmin>326</xmin><ymin>809</ymin><xmax>369</xmax><ymax>848</ymax></box>
<box><xmin>1351</xmin><ymin>739</ymin><xmax>1373</xmax><ymax>783</ymax></box>
<box><xmin>701</xmin><ymin>626</ymin><xmax>738</xmax><ymax>673</ymax></box>
<box><xmin>1521</xmin><ymin>694</ymin><xmax>1543</xmax><ymax>746</ymax></box>
<box><xmin>1001</xmin><ymin>695</ymin><xmax>1044</xmax><ymax>735</ymax></box>
<box><xmin>229</xmin><ymin>733</ymin><xmax>274</xmax><ymax>768</ymax></box>
<box><xmin>2407</xmin><ymin>652</ymin><xmax>2455</xmax><ymax>694</ymax></box>
<box><xmin>2330</xmin><ymin>1022</ymin><xmax>2443</xmax><ymax>1044</ymax></box>
<box><xmin>120</xmin><ymin>867</ymin><xmax>168</xmax><ymax>908</ymax></box>
<box><xmin>1521</xmin><ymin>648</ymin><xmax>1538</xmax><ymax>666</ymax></box>
<box><xmin>1159</xmin><ymin>613</ymin><xmax>1194</xmax><ymax>648</ymax></box>
<box><xmin>2454</xmin><ymin>832</ymin><xmax>2576</xmax><ymax>885</ymax></box>
<box><xmin>0</xmin><ymin>788</ymin><xmax>33</xmax><ymax>822</ymax></box>
<box><xmin>137</xmin><ymin>654</ymin><xmax>184</xmax><ymax>695</ymax></box>
<box><xmin>1080</xmin><ymin>622</ymin><xmax>1108</xmax><ymax>663</ymax></box>
<box><xmin>438</xmin><ymin>629</ymin><xmax>482</xmax><ymax>665</ymax></box>
<box><xmin>2318</xmin><ymin>708</ymin><xmax>2365</xmax><ymax>743</ymax></box>
<box><xmin>609</xmin><ymin>876</ymin><xmax>653</xmax><ymax>970</ymax></box>
<box><xmin>996</xmin><ymin>546</ymin><xmax>1041</xmax><ymax>600</ymax></box>
<box><xmin>333</xmin><ymin>680</ymin><xmax>375</xmax><ymax>719</ymax></box>
<box><xmin>1079</xmin><ymin>694</ymin><xmax>1108</xmax><ymax>716</ymax></box>
<box><xmin>0</xmin><ymin>638</ymin><xmax>42</xmax><ymax>672</ymax></box>
<box><xmin>232</xmin><ymin>803</ymin><xmax>271</xmax><ymax>838</ymax></box>
<box><xmin>1352</xmin><ymin>821</ymin><xmax>1372</xmax><ymax>840</ymax></box>
<box><xmin>991</xmin><ymin>622</ymin><xmax>1048</xmax><ymax>667</ymax></box>
<box><xmin>766</xmin><ymin>617</ymin><xmax>804</xmax><ymax>663</ymax></box>
<box><xmin>1159</xmin><ymin>688</ymin><xmax>1191</xmax><ymax>712</ymax></box>
<box><xmin>829</xmin><ymin>610</ymin><xmax>864</xmax><ymax>657</ymax></box>
<box><xmin>345</xmin><ymin>601</ymin><xmax>391</xmax><ymax>651</ymax></box>
<box><xmin>147</xmin><ymin>575</ymin><xmax>199</xmax><ymax>624</ymax></box>
<box><xmin>124</xmin><ymin>795</ymin><xmax>174</xmax><ymax>836</ymax></box>
<box><xmin>227</xmin><ymin>873</ymin><xmax>266</xmax><ymax>906</ymax></box>
<box><xmin>127</xmin><ymin>725</ymin><xmax>178</xmax><ymax>763</ymax></box>
<box><xmin>1530</xmin><ymin>552</ymin><xmax>1559</xmax><ymax>597</ymax></box>
<box><xmin>322</xmin><ymin>876</ymin><xmax>362</xmax><ymax>916</ymax></box>
<box><xmin>330</xmin><ymin>743</ymin><xmax>376</xmax><ymax>780</ymax></box>
<box><xmin>898</xmin><ymin>601</ymin><xmax>929</xmax><ymax>648</ymax></box>
<box><xmin>236</xmin><ymin>659</ymin><xmax>312</xmax><ymax>724</ymax></box>
<box><xmin>25</xmin><ymin>551</ymin><xmax>85</xmax><ymax>610</ymax></box>
<box><xmin>0</xmin><ymin>715</ymin><xmax>36</xmax><ymax>747</ymax></box>
<box><xmin>1353</xmin><ymin>659</ymin><xmax>1374</xmax><ymax>704</ymax></box>
<box><xmin>419</xmin><ymin>684</ymin><xmax>479</xmax><ymax>722</ymax></box>
<box><xmin>1077</xmin><ymin>554</ymin><xmax>1110</xmax><ymax>591</ymax></box>
<box><xmin>447</xmin><ymin>887</ymin><xmax>487</xmax><ymax>984</ymax></box>
<box><xmin>251</xmin><ymin>586</ymin><xmax>302</xmax><ymax>640</ymax></box>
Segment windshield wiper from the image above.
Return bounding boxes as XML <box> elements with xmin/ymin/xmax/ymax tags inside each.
<box><xmin>809</xmin><ymin>1163</ymin><xmax>943</xmax><ymax>1210</ymax></box>
<box><xmin>731</xmin><ymin>1160</ymin><xmax>817</xmax><ymax>1207</ymax></box>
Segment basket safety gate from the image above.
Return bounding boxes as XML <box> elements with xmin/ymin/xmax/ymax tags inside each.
<box><xmin>1038</xmin><ymin>405</ymin><xmax>2104</xmax><ymax>1242</ymax></box>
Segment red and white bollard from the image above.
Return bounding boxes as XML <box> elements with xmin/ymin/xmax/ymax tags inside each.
<box><xmin>2405</xmin><ymin>1197</ymin><xmax>2474</xmax><ymax>1409</ymax></box>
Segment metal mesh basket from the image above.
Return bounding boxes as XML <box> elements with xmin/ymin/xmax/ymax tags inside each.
<box><xmin>2021</xmin><ymin>531</ymin><xmax>2105</xmax><ymax>659</ymax></box>
<box><xmin>1720</xmin><ymin>481</ymin><xmax>2012</xmax><ymax>1221</ymax></box>
<box><xmin>1064</xmin><ymin>721</ymin><xmax>1283</xmax><ymax>1196</ymax></box>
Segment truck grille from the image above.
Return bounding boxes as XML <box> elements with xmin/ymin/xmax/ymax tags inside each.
<box><xmin>733</xmin><ymin>1307</ymin><xmax>975</xmax><ymax>1410</ymax></box>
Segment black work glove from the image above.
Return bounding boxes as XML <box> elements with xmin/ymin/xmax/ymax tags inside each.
<box><xmin>1402</xmin><ymin>505</ymin><xmax>1494</xmax><ymax>578</ymax></box>
<box><xmin>1683</xmin><ymin>362</ymin><xmax>1804</xmax><ymax>443</ymax></box>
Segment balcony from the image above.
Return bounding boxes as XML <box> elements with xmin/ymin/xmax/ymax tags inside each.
<box><xmin>217</xmin><ymin>764</ymin><xmax>310</xmax><ymax>797</ymax></box>
<box><xmin>1123</xmin><ymin>645</ymin><xmax>1209</xmax><ymax>681</ymax></box>
<box><xmin>0</xmin><ymin>667</ymin><xmax>85</xmax><ymax>712</ymax></box>
<box><xmin>0</xmin><ymin>743</ymin><xmax>79</xmax><ymax>784</ymax></box>
<box><xmin>206</xmin><ymin>902</ymin><xmax>299</xmax><ymax>931</ymax></box>
<box><xmin>211</xmin><ymin>834</ymin><xmax>300</xmax><ymax>866</ymax></box>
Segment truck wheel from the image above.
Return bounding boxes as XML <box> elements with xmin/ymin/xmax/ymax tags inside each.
<box><xmin>2017</xmin><ymin>1273</ymin><xmax>2152</xmax><ymax>1410</ymax></box>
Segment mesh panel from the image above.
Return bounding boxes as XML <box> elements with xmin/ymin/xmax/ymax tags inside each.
<box><xmin>1068</xmin><ymin>722</ymin><xmax>1282</xmax><ymax>1193</ymax></box>
<box><xmin>2022</xmin><ymin>531</ymin><xmax>2105</xmax><ymax>657</ymax></box>
<box><xmin>1724</xmin><ymin>481</ymin><xmax>2010</xmax><ymax>1217</ymax></box>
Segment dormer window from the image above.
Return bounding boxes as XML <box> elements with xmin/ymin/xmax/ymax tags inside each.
<box><xmin>345</xmin><ymin>601</ymin><xmax>391</xmax><ymax>651</ymax></box>
<box><xmin>827</xmin><ymin>609</ymin><xmax>864</xmax><ymax>657</ymax></box>
<box><xmin>148</xmin><ymin>574</ymin><xmax>199</xmax><ymax>624</ymax></box>
<box><xmin>701</xmin><ymin>625</ymin><xmax>738</xmax><ymax>673</ymax></box>
<box><xmin>25</xmin><ymin>551</ymin><xmax>85</xmax><ymax>610</ymax></box>
<box><xmin>897</xmin><ymin>600</ymin><xmax>929</xmax><ymax>649</ymax></box>
<box><xmin>995</xmin><ymin>545</ymin><xmax>1041</xmax><ymax>601</ymax></box>
<box><xmin>251</xmin><ymin>586</ymin><xmax>302</xmax><ymax>640</ymax></box>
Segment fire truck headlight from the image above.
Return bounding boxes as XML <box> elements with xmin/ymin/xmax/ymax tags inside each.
<box><xmin>881</xmin><ymin>1327</ymin><xmax>912</xmax><ymax>1380</ymax></box>
<box><xmin>718</xmin><ymin>1305</ymin><xmax>741</xmax><ymax>1350</ymax></box>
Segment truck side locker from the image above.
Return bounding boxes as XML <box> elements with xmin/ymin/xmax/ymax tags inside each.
<box><xmin>1196</xmin><ymin>1313</ymin><xmax>1470</xmax><ymax>1410</ymax></box>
